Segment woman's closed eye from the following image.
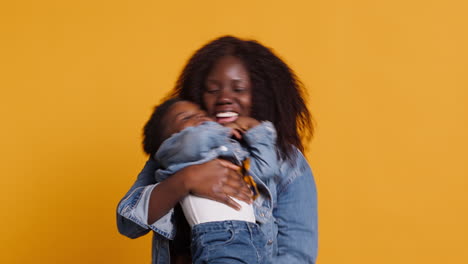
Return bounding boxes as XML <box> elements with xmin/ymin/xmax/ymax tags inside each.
<box><xmin>234</xmin><ymin>86</ymin><xmax>247</xmax><ymax>92</ymax></box>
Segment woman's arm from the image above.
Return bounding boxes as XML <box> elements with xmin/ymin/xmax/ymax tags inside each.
<box><xmin>117</xmin><ymin>159</ymin><xmax>253</xmax><ymax>239</ymax></box>
<box><xmin>274</xmin><ymin>151</ymin><xmax>318</xmax><ymax>263</ymax></box>
<box><xmin>148</xmin><ymin>159</ymin><xmax>252</xmax><ymax>223</ymax></box>
<box><xmin>116</xmin><ymin>158</ymin><xmax>158</xmax><ymax>239</ymax></box>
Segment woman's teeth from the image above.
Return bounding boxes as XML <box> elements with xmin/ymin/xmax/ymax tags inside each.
<box><xmin>216</xmin><ymin>112</ymin><xmax>238</xmax><ymax>123</ymax></box>
<box><xmin>216</xmin><ymin>112</ymin><xmax>238</xmax><ymax>118</ymax></box>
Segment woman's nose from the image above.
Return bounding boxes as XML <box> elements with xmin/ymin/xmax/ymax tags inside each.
<box><xmin>216</xmin><ymin>88</ymin><xmax>233</xmax><ymax>104</ymax></box>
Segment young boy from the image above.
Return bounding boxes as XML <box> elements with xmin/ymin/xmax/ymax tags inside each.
<box><xmin>143</xmin><ymin>98</ymin><xmax>278</xmax><ymax>264</ymax></box>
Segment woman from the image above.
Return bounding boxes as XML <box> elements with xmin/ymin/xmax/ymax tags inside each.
<box><xmin>117</xmin><ymin>36</ymin><xmax>318</xmax><ymax>264</ymax></box>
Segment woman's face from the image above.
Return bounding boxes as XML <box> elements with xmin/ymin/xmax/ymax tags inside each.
<box><xmin>203</xmin><ymin>56</ymin><xmax>252</xmax><ymax>124</ymax></box>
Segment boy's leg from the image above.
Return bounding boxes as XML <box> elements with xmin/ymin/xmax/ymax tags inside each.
<box><xmin>191</xmin><ymin>221</ymin><xmax>267</xmax><ymax>264</ymax></box>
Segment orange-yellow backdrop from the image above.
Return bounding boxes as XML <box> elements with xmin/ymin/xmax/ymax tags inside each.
<box><xmin>1</xmin><ymin>0</ymin><xmax>467</xmax><ymax>263</ymax></box>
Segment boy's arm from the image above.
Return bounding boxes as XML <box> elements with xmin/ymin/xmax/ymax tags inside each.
<box><xmin>242</xmin><ymin>121</ymin><xmax>278</xmax><ymax>181</ymax></box>
<box><xmin>156</xmin><ymin>122</ymin><xmax>232</xmax><ymax>170</ymax></box>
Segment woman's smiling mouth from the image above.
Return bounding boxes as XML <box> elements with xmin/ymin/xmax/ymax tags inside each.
<box><xmin>215</xmin><ymin>111</ymin><xmax>239</xmax><ymax>123</ymax></box>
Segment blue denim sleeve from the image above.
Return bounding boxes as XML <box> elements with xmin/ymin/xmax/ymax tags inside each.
<box><xmin>116</xmin><ymin>158</ymin><xmax>176</xmax><ymax>239</ymax></box>
<box><xmin>243</xmin><ymin>121</ymin><xmax>276</xmax><ymax>146</ymax></box>
<box><xmin>156</xmin><ymin>121</ymin><xmax>232</xmax><ymax>170</ymax></box>
<box><xmin>242</xmin><ymin>121</ymin><xmax>278</xmax><ymax>182</ymax></box>
<box><xmin>274</xmin><ymin>151</ymin><xmax>318</xmax><ymax>263</ymax></box>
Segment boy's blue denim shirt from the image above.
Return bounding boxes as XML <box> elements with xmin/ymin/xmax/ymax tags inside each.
<box><xmin>117</xmin><ymin>122</ymin><xmax>318</xmax><ymax>263</ymax></box>
<box><xmin>155</xmin><ymin>121</ymin><xmax>252</xmax><ymax>181</ymax></box>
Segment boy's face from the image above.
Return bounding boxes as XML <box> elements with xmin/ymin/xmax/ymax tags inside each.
<box><xmin>164</xmin><ymin>101</ymin><xmax>213</xmax><ymax>136</ymax></box>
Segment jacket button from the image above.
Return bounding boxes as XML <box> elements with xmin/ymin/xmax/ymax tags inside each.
<box><xmin>267</xmin><ymin>240</ymin><xmax>273</xmax><ymax>245</ymax></box>
<box><xmin>219</xmin><ymin>146</ymin><xmax>228</xmax><ymax>152</ymax></box>
<box><xmin>260</xmin><ymin>213</ymin><xmax>265</xmax><ymax>217</ymax></box>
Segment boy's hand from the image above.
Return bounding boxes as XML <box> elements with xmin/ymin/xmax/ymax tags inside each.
<box><xmin>224</xmin><ymin>117</ymin><xmax>260</xmax><ymax>139</ymax></box>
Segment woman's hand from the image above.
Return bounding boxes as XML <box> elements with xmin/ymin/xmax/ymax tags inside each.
<box><xmin>147</xmin><ymin>159</ymin><xmax>252</xmax><ymax>224</ymax></box>
<box><xmin>223</xmin><ymin>117</ymin><xmax>261</xmax><ymax>139</ymax></box>
<box><xmin>182</xmin><ymin>159</ymin><xmax>253</xmax><ymax>210</ymax></box>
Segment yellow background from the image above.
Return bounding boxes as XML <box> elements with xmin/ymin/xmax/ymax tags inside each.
<box><xmin>1</xmin><ymin>0</ymin><xmax>467</xmax><ymax>263</ymax></box>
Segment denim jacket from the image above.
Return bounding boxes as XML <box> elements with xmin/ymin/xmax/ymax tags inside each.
<box><xmin>117</xmin><ymin>122</ymin><xmax>318</xmax><ymax>263</ymax></box>
<box><xmin>155</xmin><ymin>121</ymin><xmax>276</xmax><ymax>182</ymax></box>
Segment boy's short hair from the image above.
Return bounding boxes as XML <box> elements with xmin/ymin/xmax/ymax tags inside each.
<box><xmin>143</xmin><ymin>98</ymin><xmax>184</xmax><ymax>157</ymax></box>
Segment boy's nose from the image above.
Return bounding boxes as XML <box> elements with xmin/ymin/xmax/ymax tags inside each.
<box><xmin>197</xmin><ymin>113</ymin><xmax>212</xmax><ymax>122</ymax></box>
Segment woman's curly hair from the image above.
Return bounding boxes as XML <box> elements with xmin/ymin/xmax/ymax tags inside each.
<box><xmin>169</xmin><ymin>35</ymin><xmax>313</xmax><ymax>161</ymax></box>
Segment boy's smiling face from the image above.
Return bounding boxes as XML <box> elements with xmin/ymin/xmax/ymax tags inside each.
<box><xmin>163</xmin><ymin>101</ymin><xmax>213</xmax><ymax>137</ymax></box>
